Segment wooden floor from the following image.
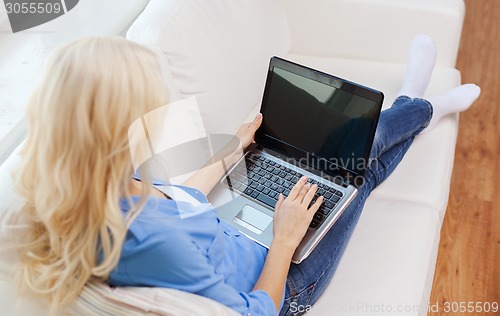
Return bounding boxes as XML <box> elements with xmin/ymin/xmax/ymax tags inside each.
<box><xmin>428</xmin><ymin>0</ymin><xmax>500</xmax><ymax>314</ymax></box>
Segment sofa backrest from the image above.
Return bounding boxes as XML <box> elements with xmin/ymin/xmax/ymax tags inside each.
<box><xmin>0</xmin><ymin>144</ymin><xmax>26</xmax><ymax>280</ymax></box>
<box><xmin>127</xmin><ymin>0</ymin><xmax>291</xmax><ymax>135</ymax></box>
<box><xmin>0</xmin><ymin>144</ymin><xmax>51</xmax><ymax>313</ymax></box>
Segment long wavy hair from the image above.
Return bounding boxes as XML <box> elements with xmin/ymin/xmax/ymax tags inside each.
<box><xmin>13</xmin><ymin>37</ymin><xmax>168</xmax><ymax>313</ymax></box>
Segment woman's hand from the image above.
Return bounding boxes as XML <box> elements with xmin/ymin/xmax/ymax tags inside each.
<box><xmin>253</xmin><ymin>177</ymin><xmax>323</xmax><ymax>312</ymax></box>
<box><xmin>235</xmin><ymin>113</ymin><xmax>263</xmax><ymax>150</ymax></box>
<box><xmin>182</xmin><ymin>114</ymin><xmax>262</xmax><ymax>196</ymax></box>
<box><xmin>272</xmin><ymin>176</ymin><xmax>324</xmax><ymax>251</ymax></box>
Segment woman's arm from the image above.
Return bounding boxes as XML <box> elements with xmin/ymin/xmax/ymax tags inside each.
<box><xmin>182</xmin><ymin>114</ymin><xmax>263</xmax><ymax>196</ymax></box>
<box><xmin>181</xmin><ymin>149</ymin><xmax>242</xmax><ymax>197</ymax></box>
<box><xmin>252</xmin><ymin>239</ymin><xmax>295</xmax><ymax>312</ymax></box>
<box><xmin>253</xmin><ymin>177</ymin><xmax>323</xmax><ymax>312</ymax></box>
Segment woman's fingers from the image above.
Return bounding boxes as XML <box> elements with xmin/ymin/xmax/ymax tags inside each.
<box><xmin>235</xmin><ymin>113</ymin><xmax>263</xmax><ymax>149</ymax></box>
<box><xmin>251</xmin><ymin>113</ymin><xmax>263</xmax><ymax>130</ymax></box>
<box><xmin>288</xmin><ymin>176</ymin><xmax>307</xmax><ymax>200</ymax></box>
<box><xmin>309</xmin><ymin>196</ymin><xmax>324</xmax><ymax>213</ymax></box>
<box><xmin>301</xmin><ymin>184</ymin><xmax>318</xmax><ymax>207</ymax></box>
<box><xmin>296</xmin><ymin>182</ymin><xmax>311</xmax><ymax>202</ymax></box>
<box><xmin>274</xmin><ymin>193</ymin><xmax>285</xmax><ymax>211</ymax></box>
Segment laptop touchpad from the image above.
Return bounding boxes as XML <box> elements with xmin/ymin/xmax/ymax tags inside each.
<box><xmin>234</xmin><ymin>205</ymin><xmax>272</xmax><ymax>235</ymax></box>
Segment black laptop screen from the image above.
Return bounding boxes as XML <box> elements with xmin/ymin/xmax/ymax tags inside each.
<box><xmin>256</xmin><ymin>58</ymin><xmax>383</xmax><ymax>179</ymax></box>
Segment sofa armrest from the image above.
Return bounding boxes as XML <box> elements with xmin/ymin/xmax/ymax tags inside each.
<box><xmin>284</xmin><ymin>0</ymin><xmax>465</xmax><ymax>67</ymax></box>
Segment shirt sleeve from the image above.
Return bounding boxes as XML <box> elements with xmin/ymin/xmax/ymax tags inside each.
<box><xmin>121</xmin><ymin>231</ymin><xmax>276</xmax><ymax>316</ymax></box>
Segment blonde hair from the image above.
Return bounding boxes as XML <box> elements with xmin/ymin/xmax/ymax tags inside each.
<box><xmin>13</xmin><ymin>37</ymin><xmax>168</xmax><ymax>312</ymax></box>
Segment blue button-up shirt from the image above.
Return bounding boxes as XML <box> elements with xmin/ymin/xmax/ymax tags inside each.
<box><xmin>108</xmin><ymin>184</ymin><xmax>279</xmax><ymax>316</ymax></box>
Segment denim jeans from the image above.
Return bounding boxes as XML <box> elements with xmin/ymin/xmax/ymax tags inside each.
<box><xmin>278</xmin><ymin>96</ymin><xmax>433</xmax><ymax>316</ymax></box>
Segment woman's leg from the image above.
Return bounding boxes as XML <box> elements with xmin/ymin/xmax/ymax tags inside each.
<box><xmin>369</xmin><ymin>96</ymin><xmax>432</xmax><ymax>164</ymax></box>
<box><xmin>369</xmin><ymin>83</ymin><xmax>481</xmax><ymax>163</ymax></box>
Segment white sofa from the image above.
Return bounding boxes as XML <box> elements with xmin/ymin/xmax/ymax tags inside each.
<box><xmin>0</xmin><ymin>0</ymin><xmax>465</xmax><ymax>315</ymax></box>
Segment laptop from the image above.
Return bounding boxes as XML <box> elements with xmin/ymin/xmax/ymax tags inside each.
<box><xmin>208</xmin><ymin>56</ymin><xmax>383</xmax><ymax>263</ymax></box>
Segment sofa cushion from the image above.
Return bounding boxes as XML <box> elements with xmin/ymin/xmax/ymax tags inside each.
<box><xmin>127</xmin><ymin>0</ymin><xmax>291</xmax><ymax>135</ymax></box>
<box><xmin>285</xmin><ymin>0</ymin><xmax>465</xmax><ymax>68</ymax></box>
<box><xmin>0</xmin><ymin>280</ymin><xmax>48</xmax><ymax>316</ymax></box>
<box><xmin>309</xmin><ymin>198</ymin><xmax>441</xmax><ymax>316</ymax></box>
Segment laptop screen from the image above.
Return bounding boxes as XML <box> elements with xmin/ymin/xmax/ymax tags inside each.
<box><xmin>256</xmin><ymin>57</ymin><xmax>383</xmax><ymax>180</ymax></box>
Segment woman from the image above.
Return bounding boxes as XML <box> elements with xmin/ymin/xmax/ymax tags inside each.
<box><xmin>13</xmin><ymin>36</ymin><xmax>480</xmax><ymax>315</ymax></box>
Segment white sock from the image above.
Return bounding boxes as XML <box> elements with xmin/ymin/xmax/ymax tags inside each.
<box><xmin>398</xmin><ymin>34</ymin><xmax>437</xmax><ymax>98</ymax></box>
<box><xmin>421</xmin><ymin>84</ymin><xmax>481</xmax><ymax>134</ymax></box>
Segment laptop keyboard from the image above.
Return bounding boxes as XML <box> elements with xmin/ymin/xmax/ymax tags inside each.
<box><xmin>223</xmin><ymin>152</ymin><xmax>344</xmax><ymax>229</ymax></box>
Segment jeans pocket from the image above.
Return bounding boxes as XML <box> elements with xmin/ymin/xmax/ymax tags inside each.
<box><xmin>281</xmin><ymin>282</ymin><xmax>316</xmax><ymax>316</ymax></box>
